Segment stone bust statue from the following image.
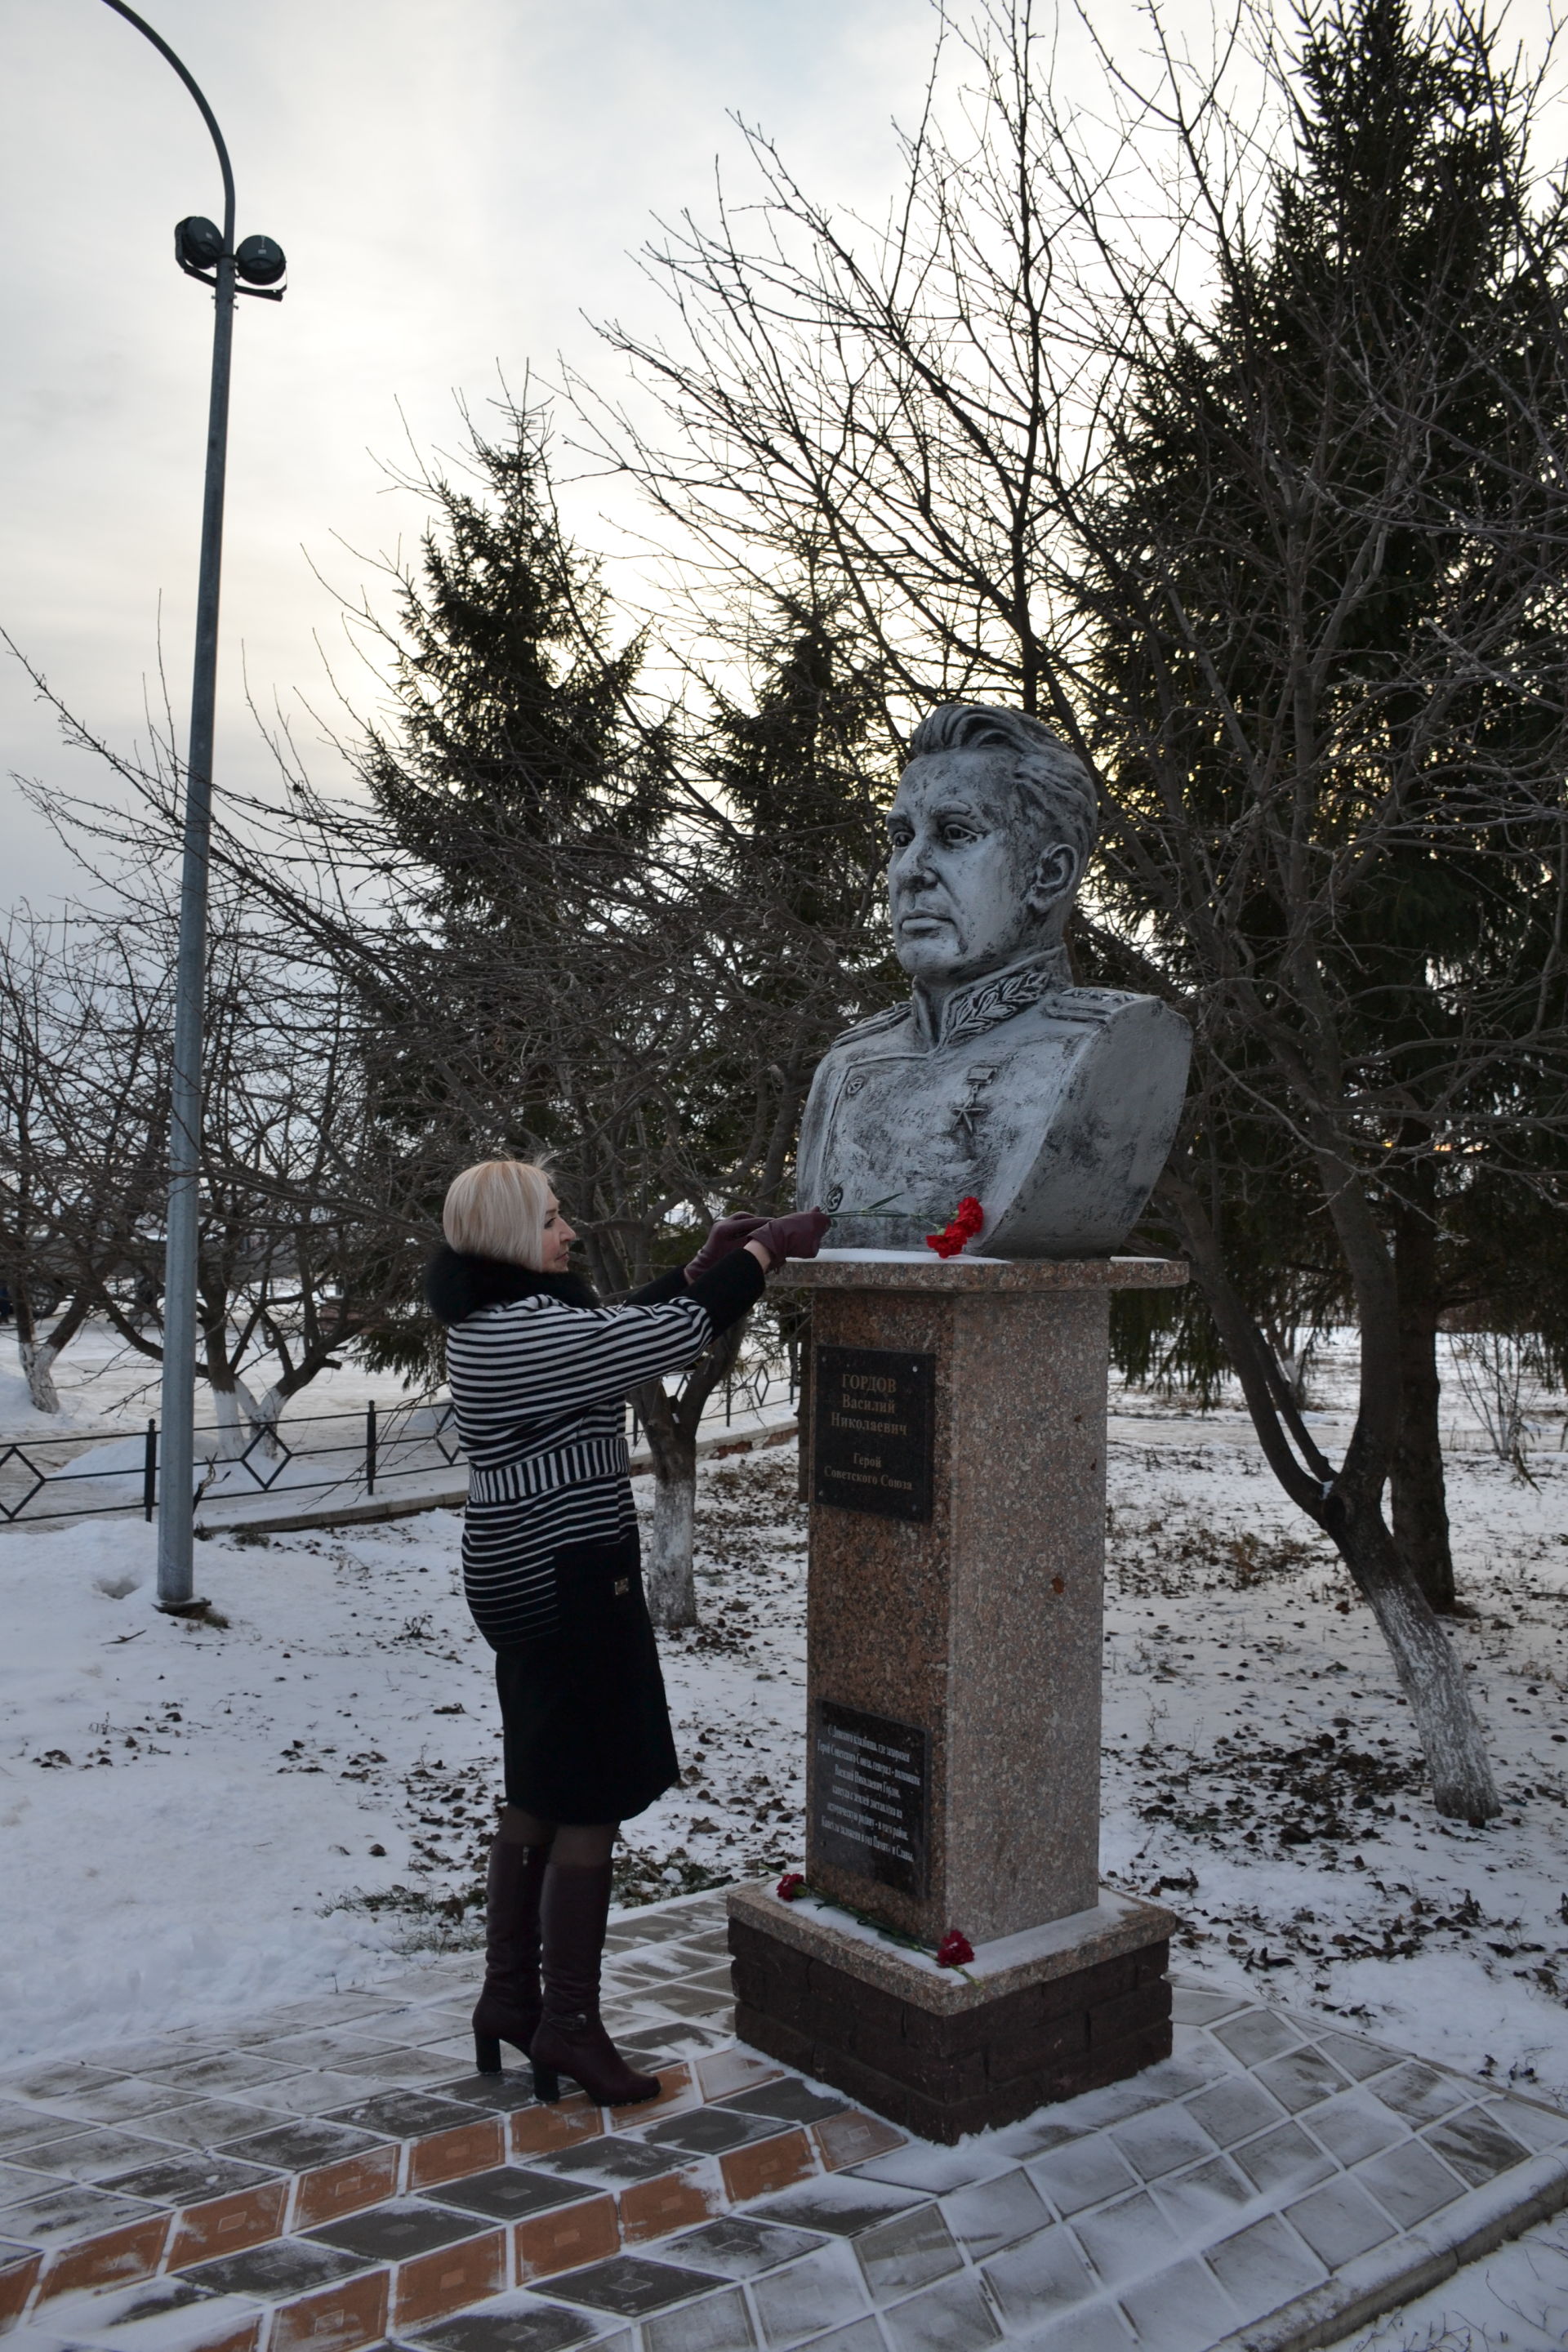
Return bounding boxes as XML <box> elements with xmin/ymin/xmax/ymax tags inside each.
<box><xmin>795</xmin><ymin>703</ymin><xmax>1192</xmax><ymax>1256</ymax></box>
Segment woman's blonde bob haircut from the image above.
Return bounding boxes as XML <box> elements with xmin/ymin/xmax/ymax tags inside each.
<box><xmin>443</xmin><ymin>1159</ymin><xmax>555</xmax><ymax>1271</ymax></box>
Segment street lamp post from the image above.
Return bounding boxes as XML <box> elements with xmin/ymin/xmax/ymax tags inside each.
<box><xmin>96</xmin><ymin>3</ymin><xmax>286</xmax><ymax>1610</ymax></box>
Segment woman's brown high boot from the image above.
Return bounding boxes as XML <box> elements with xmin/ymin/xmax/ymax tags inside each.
<box><xmin>471</xmin><ymin>1826</ymin><xmax>552</xmax><ymax>2074</ymax></box>
<box><xmin>530</xmin><ymin>1861</ymin><xmax>660</xmax><ymax>2105</ymax></box>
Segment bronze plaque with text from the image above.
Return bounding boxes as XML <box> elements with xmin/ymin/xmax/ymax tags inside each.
<box><xmin>812</xmin><ymin>1345</ymin><xmax>935</xmax><ymax>1521</ymax></box>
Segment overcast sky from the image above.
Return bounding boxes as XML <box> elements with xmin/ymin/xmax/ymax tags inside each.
<box><xmin>3</xmin><ymin>0</ymin><xmax>1563</xmax><ymax>910</ymax></box>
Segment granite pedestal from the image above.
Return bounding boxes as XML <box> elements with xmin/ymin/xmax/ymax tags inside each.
<box><xmin>731</xmin><ymin>1249</ymin><xmax>1187</xmax><ymax>2140</ymax></box>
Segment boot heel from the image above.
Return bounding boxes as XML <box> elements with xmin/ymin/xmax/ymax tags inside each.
<box><xmin>532</xmin><ymin>2061</ymin><xmax>560</xmax><ymax>2103</ymax></box>
<box><xmin>474</xmin><ymin>2032</ymin><xmax>502</xmax><ymax>2074</ymax></box>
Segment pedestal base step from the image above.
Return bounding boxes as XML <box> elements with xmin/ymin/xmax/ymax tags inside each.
<box><xmin>728</xmin><ymin>1881</ymin><xmax>1178</xmax><ymax>2143</ymax></box>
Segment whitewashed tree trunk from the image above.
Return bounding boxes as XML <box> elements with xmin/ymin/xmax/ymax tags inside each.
<box><xmin>1335</xmin><ymin>1502</ymin><xmax>1499</xmax><ymax>1823</ymax></box>
<box><xmin>18</xmin><ymin>1336</ymin><xmax>61</xmax><ymax>1415</ymax></box>
<box><xmin>12</xmin><ymin>1286</ymin><xmax>91</xmax><ymax>1415</ymax></box>
<box><xmin>237</xmin><ymin>1377</ymin><xmax>283</xmax><ymax>1456</ymax></box>
<box><xmin>633</xmin><ymin>1319</ymin><xmax>748</xmax><ymax>1629</ymax></box>
<box><xmin>207</xmin><ymin>1382</ymin><xmax>251</xmax><ymax>1460</ymax></box>
<box><xmin>644</xmin><ymin>1454</ymin><xmax>698</xmax><ymax>1628</ymax></box>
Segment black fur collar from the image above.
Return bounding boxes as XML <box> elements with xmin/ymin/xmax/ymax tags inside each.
<box><xmin>425</xmin><ymin>1245</ymin><xmax>599</xmax><ymax>1325</ymax></box>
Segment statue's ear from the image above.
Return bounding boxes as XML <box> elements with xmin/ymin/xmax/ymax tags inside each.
<box><xmin>1025</xmin><ymin>842</ymin><xmax>1079</xmax><ymax>916</ymax></box>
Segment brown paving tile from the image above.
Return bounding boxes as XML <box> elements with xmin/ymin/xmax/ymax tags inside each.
<box><xmin>408</xmin><ymin>2120</ymin><xmax>505</xmax><ymax>2190</ymax></box>
<box><xmin>270</xmin><ymin>2263</ymin><xmax>390</xmax><ymax>2352</ymax></box>
<box><xmin>509</xmin><ymin>2103</ymin><xmax>602</xmax><ymax>2161</ymax></box>
<box><xmin>391</xmin><ymin>2226</ymin><xmax>506</xmax><ymax>2330</ymax></box>
<box><xmin>608</xmin><ymin>2064</ymin><xmax>695</xmax><ymax>2129</ymax></box>
<box><xmin>813</xmin><ymin>2113</ymin><xmax>907</xmax><ymax>2172</ymax></box>
<box><xmin>513</xmin><ymin>2194</ymin><xmax>620</xmax><ymax>2283</ymax></box>
<box><xmin>180</xmin><ymin>2317</ymin><xmax>264</xmax><ymax>2352</ymax></box>
<box><xmin>719</xmin><ymin>2128</ymin><xmax>814</xmax><ymax>2204</ymax></box>
<box><xmin>167</xmin><ymin>2181</ymin><xmax>292</xmax><ymax>2267</ymax></box>
<box><xmin>0</xmin><ymin>2241</ymin><xmax>42</xmax><ymax>2330</ymax></box>
<box><xmin>35</xmin><ymin>2211</ymin><xmax>172</xmax><ymax>2301</ymax></box>
<box><xmin>617</xmin><ymin>2167</ymin><xmax>719</xmax><ymax>2247</ymax></box>
<box><xmin>695</xmin><ymin>2051</ymin><xmax>784</xmax><ymax>2104</ymax></box>
<box><xmin>292</xmin><ymin>2149</ymin><xmax>403</xmax><ymax>2231</ymax></box>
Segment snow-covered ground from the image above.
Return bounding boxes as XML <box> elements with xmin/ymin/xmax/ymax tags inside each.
<box><xmin>2</xmin><ymin>1331</ymin><xmax>1566</xmax><ymax>2344</ymax></box>
<box><xmin>2</xmin><ymin>1411</ymin><xmax>1562</xmax><ymax>2084</ymax></box>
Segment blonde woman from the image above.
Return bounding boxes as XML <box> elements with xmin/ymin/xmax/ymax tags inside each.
<box><xmin>428</xmin><ymin>1160</ymin><xmax>827</xmax><ymax>2106</ymax></box>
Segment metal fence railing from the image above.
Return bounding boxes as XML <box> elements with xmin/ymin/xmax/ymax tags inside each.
<box><xmin>0</xmin><ymin>1355</ymin><xmax>800</xmax><ymax>1532</ymax></box>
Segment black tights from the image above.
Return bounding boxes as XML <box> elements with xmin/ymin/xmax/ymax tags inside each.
<box><xmin>498</xmin><ymin>1806</ymin><xmax>616</xmax><ymax>1869</ymax></box>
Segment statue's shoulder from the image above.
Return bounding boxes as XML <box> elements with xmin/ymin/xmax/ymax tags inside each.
<box><xmin>1045</xmin><ymin>984</ymin><xmax>1169</xmax><ymax>1023</ymax></box>
<box><xmin>826</xmin><ymin>1002</ymin><xmax>912</xmax><ymax>1052</ymax></box>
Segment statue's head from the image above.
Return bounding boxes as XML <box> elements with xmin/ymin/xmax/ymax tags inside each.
<box><xmin>887</xmin><ymin>704</ymin><xmax>1098</xmax><ymax>989</ymax></box>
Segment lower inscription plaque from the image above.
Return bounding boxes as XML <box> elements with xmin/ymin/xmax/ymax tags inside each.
<box><xmin>813</xmin><ymin>1345</ymin><xmax>935</xmax><ymax>1521</ymax></box>
<box><xmin>812</xmin><ymin>1699</ymin><xmax>930</xmax><ymax>1898</ymax></box>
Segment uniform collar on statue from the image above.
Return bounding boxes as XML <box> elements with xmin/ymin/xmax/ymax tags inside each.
<box><xmin>909</xmin><ymin>944</ymin><xmax>1073</xmax><ymax>1049</ymax></box>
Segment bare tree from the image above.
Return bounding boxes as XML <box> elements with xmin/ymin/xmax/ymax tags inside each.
<box><xmin>0</xmin><ymin>911</ymin><xmax>169</xmax><ymax>1413</ymax></box>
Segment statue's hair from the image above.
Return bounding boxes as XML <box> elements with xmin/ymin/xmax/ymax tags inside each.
<box><xmin>906</xmin><ymin>704</ymin><xmax>1098</xmax><ymax>869</ymax></box>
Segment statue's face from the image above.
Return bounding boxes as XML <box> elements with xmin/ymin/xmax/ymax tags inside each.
<box><xmin>886</xmin><ymin>749</ymin><xmax>1077</xmax><ymax>987</ymax></box>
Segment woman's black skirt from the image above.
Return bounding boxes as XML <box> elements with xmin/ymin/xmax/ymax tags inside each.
<box><xmin>492</xmin><ymin>1532</ymin><xmax>679</xmax><ymax>1824</ymax></box>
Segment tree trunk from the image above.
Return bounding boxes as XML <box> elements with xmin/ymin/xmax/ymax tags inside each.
<box><xmin>640</xmin><ymin>1401</ymin><xmax>699</xmax><ymax>1628</ymax></box>
<box><xmin>1391</xmin><ymin>1158</ymin><xmax>1457</xmax><ymax>1611</ymax></box>
<box><xmin>632</xmin><ymin>1318</ymin><xmax>748</xmax><ymax>1628</ymax></box>
<box><xmin>18</xmin><ymin>1335</ymin><xmax>61</xmax><ymax>1415</ymax></box>
<box><xmin>1330</xmin><ymin>1489</ymin><xmax>1497</xmax><ymax>1822</ymax></box>
<box><xmin>203</xmin><ymin>1319</ymin><xmax>252</xmax><ymax>1461</ymax></box>
<box><xmin>11</xmin><ymin>1280</ymin><xmax>92</xmax><ymax>1414</ymax></box>
<box><xmin>1158</xmin><ymin>1166</ymin><xmax>1497</xmax><ymax>1824</ymax></box>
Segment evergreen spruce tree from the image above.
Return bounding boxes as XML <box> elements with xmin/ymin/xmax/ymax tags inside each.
<box><xmin>360</xmin><ymin>402</ymin><xmax>665</xmax><ymax>912</ymax></box>
<box><xmin>348</xmin><ymin>401</ymin><xmax>679</xmax><ymax>1384</ymax></box>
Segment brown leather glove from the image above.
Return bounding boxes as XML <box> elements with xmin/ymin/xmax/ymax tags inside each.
<box><xmin>748</xmin><ymin>1207</ymin><xmax>831</xmax><ymax>1267</ymax></box>
<box><xmin>684</xmin><ymin>1213</ymin><xmax>770</xmax><ymax>1281</ymax></box>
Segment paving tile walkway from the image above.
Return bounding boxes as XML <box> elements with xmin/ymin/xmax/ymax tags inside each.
<box><xmin>2</xmin><ymin>1889</ymin><xmax>1565</xmax><ymax>2352</ymax></box>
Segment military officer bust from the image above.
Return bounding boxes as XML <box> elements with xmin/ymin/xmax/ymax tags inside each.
<box><xmin>796</xmin><ymin>703</ymin><xmax>1192</xmax><ymax>1257</ymax></box>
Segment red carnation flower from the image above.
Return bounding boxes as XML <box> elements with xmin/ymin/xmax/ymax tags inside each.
<box><xmin>936</xmin><ymin>1928</ymin><xmax>974</xmax><ymax>1967</ymax></box>
<box><xmin>924</xmin><ymin>1197</ymin><xmax>985</xmax><ymax>1258</ymax></box>
<box><xmin>775</xmin><ymin>1873</ymin><xmax>806</xmax><ymax>1902</ymax></box>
